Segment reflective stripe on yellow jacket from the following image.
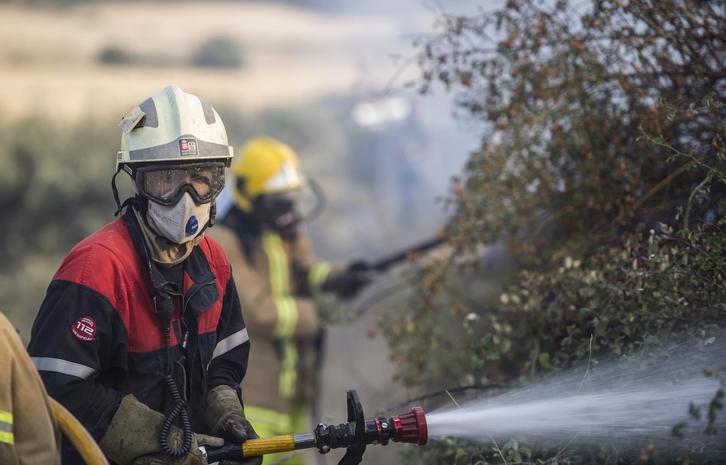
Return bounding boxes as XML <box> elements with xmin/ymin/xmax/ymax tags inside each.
<box><xmin>0</xmin><ymin>409</ymin><xmax>12</xmax><ymax>445</ymax></box>
<box><xmin>0</xmin><ymin>312</ymin><xmax>61</xmax><ymax>465</ymax></box>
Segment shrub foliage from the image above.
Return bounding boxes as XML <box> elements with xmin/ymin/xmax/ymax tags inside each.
<box><xmin>384</xmin><ymin>1</ymin><xmax>726</xmax><ymax>462</ymax></box>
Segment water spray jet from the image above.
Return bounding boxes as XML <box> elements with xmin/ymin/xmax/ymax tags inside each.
<box><xmin>201</xmin><ymin>340</ymin><xmax>725</xmax><ymax>462</ymax></box>
<box><xmin>425</xmin><ymin>340</ymin><xmax>726</xmax><ymax>459</ymax></box>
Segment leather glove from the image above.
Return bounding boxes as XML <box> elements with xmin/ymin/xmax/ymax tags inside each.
<box><xmin>217</xmin><ymin>424</ymin><xmax>261</xmax><ymax>465</ymax></box>
<box><xmin>321</xmin><ymin>261</ymin><xmax>372</xmax><ymax>299</ymax></box>
<box><xmin>100</xmin><ymin>394</ymin><xmax>222</xmax><ymax>465</ymax></box>
<box><xmin>131</xmin><ymin>435</ymin><xmax>223</xmax><ymax>465</ymax></box>
<box><xmin>204</xmin><ymin>385</ymin><xmax>262</xmax><ymax>465</ymax></box>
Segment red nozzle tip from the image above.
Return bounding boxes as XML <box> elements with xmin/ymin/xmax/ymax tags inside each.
<box><xmin>392</xmin><ymin>406</ymin><xmax>428</xmax><ymax>445</ymax></box>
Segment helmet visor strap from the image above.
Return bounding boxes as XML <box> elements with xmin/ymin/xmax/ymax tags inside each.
<box><xmin>136</xmin><ymin>162</ymin><xmax>225</xmax><ymax>206</ymax></box>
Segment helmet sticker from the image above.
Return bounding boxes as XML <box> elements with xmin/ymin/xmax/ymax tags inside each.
<box><xmin>71</xmin><ymin>316</ymin><xmax>97</xmax><ymax>342</ymax></box>
<box><xmin>179</xmin><ymin>138</ymin><xmax>199</xmax><ymax>157</ymax></box>
<box><xmin>119</xmin><ymin>106</ymin><xmax>146</xmax><ymax>134</ymax></box>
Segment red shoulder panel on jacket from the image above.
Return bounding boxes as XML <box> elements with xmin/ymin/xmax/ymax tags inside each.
<box><xmin>53</xmin><ymin>218</ymin><xmax>162</xmax><ymax>351</ymax></box>
<box><xmin>199</xmin><ymin>234</ymin><xmax>231</xmax><ymax>288</ymax></box>
<box><xmin>52</xmin><ymin>221</ymin><xmax>234</xmax><ymax>352</ymax></box>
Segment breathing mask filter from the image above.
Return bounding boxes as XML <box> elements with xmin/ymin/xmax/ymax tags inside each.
<box><xmin>147</xmin><ymin>192</ymin><xmax>212</xmax><ymax>244</ymax></box>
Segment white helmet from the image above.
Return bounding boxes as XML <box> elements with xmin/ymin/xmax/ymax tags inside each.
<box><xmin>112</xmin><ymin>86</ymin><xmax>233</xmax><ymax>247</ymax></box>
<box><xmin>113</xmin><ymin>85</ymin><xmax>234</xmax><ymax>209</ymax></box>
<box><xmin>117</xmin><ymin>85</ymin><xmax>233</xmax><ymax>170</ymax></box>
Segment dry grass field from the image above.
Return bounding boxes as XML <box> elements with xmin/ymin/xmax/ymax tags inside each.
<box><xmin>0</xmin><ymin>2</ymin><xmax>408</xmax><ymax>122</ymax></box>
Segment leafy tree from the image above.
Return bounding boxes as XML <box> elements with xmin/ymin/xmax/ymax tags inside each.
<box><xmin>384</xmin><ymin>1</ymin><xmax>726</xmax><ymax>462</ymax></box>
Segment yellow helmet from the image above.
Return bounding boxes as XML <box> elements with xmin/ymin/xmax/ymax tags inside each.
<box><xmin>232</xmin><ymin>136</ymin><xmax>303</xmax><ymax>211</ymax></box>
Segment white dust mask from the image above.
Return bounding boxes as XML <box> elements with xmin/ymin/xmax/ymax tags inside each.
<box><xmin>147</xmin><ymin>192</ymin><xmax>211</xmax><ymax>244</ymax></box>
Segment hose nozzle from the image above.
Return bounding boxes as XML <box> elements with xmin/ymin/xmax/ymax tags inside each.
<box><xmin>202</xmin><ymin>390</ymin><xmax>428</xmax><ymax>465</ymax></box>
<box><xmin>391</xmin><ymin>406</ymin><xmax>428</xmax><ymax>445</ymax></box>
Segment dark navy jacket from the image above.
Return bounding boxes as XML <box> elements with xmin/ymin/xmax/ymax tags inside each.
<box><xmin>27</xmin><ymin>210</ymin><xmax>250</xmax><ymax>463</ymax></box>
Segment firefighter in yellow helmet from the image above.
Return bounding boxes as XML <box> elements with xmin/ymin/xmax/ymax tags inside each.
<box><xmin>209</xmin><ymin>137</ymin><xmax>371</xmax><ymax>464</ymax></box>
<box><xmin>0</xmin><ymin>312</ymin><xmax>61</xmax><ymax>465</ymax></box>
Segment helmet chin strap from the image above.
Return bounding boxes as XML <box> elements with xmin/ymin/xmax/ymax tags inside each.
<box><xmin>111</xmin><ymin>166</ymin><xmax>143</xmax><ymax>216</ymax></box>
<box><xmin>111</xmin><ymin>167</ymin><xmax>125</xmax><ymax>216</ymax></box>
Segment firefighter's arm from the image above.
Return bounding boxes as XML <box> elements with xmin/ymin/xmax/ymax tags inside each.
<box><xmin>203</xmin><ymin>267</ymin><xmax>262</xmax><ymax>464</ymax></box>
<box><xmin>232</xmin><ymin>252</ymin><xmax>320</xmax><ymax>340</ymax></box>
<box><xmin>213</xmin><ymin>227</ymin><xmax>320</xmax><ymax>340</ymax></box>
<box><xmin>290</xmin><ymin>234</ymin><xmax>333</xmax><ymax>295</ymax></box>
<box><xmin>0</xmin><ymin>315</ymin><xmax>19</xmax><ymax>448</ymax></box>
<box><xmin>27</xmin><ymin>280</ymin><xmax>206</xmax><ymax>465</ymax></box>
<box><xmin>0</xmin><ymin>313</ymin><xmax>61</xmax><ymax>464</ymax></box>
<box><xmin>207</xmin><ymin>274</ymin><xmax>251</xmax><ymax>388</ymax></box>
<box><xmin>27</xmin><ymin>280</ymin><xmax>126</xmax><ymax>441</ymax></box>
<box><xmin>293</xmin><ymin>234</ymin><xmax>371</xmax><ymax>299</ymax></box>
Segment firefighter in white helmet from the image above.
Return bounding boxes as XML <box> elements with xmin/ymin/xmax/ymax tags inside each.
<box><xmin>28</xmin><ymin>85</ymin><xmax>260</xmax><ymax>465</ymax></box>
<box><xmin>209</xmin><ymin>137</ymin><xmax>371</xmax><ymax>464</ymax></box>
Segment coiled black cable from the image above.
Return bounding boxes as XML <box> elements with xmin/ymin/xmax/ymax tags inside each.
<box><xmin>156</xmin><ymin>297</ymin><xmax>193</xmax><ymax>458</ymax></box>
<box><xmin>159</xmin><ymin>373</ymin><xmax>193</xmax><ymax>457</ymax></box>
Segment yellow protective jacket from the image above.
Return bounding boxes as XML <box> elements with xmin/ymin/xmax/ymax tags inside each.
<box><xmin>209</xmin><ymin>208</ymin><xmax>332</xmax><ymax>424</ymax></box>
<box><xmin>0</xmin><ymin>312</ymin><xmax>60</xmax><ymax>465</ymax></box>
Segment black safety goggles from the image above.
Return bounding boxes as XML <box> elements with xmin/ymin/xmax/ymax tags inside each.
<box><xmin>134</xmin><ymin>162</ymin><xmax>226</xmax><ymax>206</ymax></box>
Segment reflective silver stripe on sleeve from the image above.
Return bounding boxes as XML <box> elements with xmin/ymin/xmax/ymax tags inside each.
<box><xmin>31</xmin><ymin>357</ymin><xmax>97</xmax><ymax>379</ymax></box>
<box><xmin>212</xmin><ymin>328</ymin><xmax>249</xmax><ymax>360</ymax></box>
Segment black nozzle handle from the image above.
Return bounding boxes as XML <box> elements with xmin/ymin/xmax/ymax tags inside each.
<box><xmin>337</xmin><ymin>390</ymin><xmax>366</xmax><ymax>465</ymax></box>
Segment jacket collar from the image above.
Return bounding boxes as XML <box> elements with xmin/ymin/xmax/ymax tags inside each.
<box><xmin>123</xmin><ymin>208</ymin><xmax>218</xmax><ymax>316</ymax></box>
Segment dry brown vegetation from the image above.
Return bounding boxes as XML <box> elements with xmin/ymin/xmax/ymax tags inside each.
<box><xmin>0</xmin><ymin>2</ymin><xmax>402</xmax><ymax>122</ymax></box>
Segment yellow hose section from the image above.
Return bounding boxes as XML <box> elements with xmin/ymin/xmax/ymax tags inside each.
<box><xmin>49</xmin><ymin>397</ymin><xmax>109</xmax><ymax>465</ymax></box>
<box><xmin>242</xmin><ymin>435</ymin><xmax>297</xmax><ymax>456</ymax></box>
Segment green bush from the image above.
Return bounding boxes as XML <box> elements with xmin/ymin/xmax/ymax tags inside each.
<box><xmin>190</xmin><ymin>36</ymin><xmax>245</xmax><ymax>69</ymax></box>
<box><xmin>97</xmin><ymin>46</ymin><xmax>133</xmax><ymax>65</ymax></box>
<box><xmin>384</xmin><ymin>0</ymin><xmax>726</xmax><ymax>462</ymax></box>
<box><xmin>0</xmin><ymin>118</ymin><xmax>116</xmax><ymax>338</ymax></box>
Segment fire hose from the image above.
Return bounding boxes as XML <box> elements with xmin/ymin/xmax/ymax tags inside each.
<box><xmin>201</xmin><ymin>390</ymin><xmax>428</xmax><ymax>464</ymax></box>
<box><xmin>47</xmin><ymin>389</ymin><xmax>426</xmax><ymax>465</ymax></box>
<box><xmin>48</xmin><ymin>397</ymin><xmax>110</xmax><ymax>465</ymax></box>
<box><xmin>370</xmin><ymin>236</ymin><xmax>446</xmax><ymax>273</ymax></box>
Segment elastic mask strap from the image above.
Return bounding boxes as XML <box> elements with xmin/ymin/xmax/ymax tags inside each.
<box><xmin>209</xmin><ymin>203</ymin><xmax>216</xmax><ymax>227</ymax></box>
<box><xmin>112</xmin><ymin>166</ymin><xmax>140</xmax><ymax>216</ymax></box>
<box><xmin>117</xmin><ymin>197</ymin><xmax>141</xmax><ymax>216</ymax></box>
<box><xmin>189</xmin><ymin>203</ymin><xmax>216</xmax><ymax>240</ymax></box>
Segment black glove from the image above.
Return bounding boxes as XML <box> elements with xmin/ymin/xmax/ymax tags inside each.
<box><xmin>204</xmin><ymin>385</ymin><xmax>262</xmax><ymax>465</ymax></box>
<box><xmin>321</xmin><ymin>261</ymin><xmax>372</xmax><ymax>299</ymax></box>
<box><xmin>217</xmin><ymin>421</ymin><xmax>261</xmax><ymax>465</ymax></box>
